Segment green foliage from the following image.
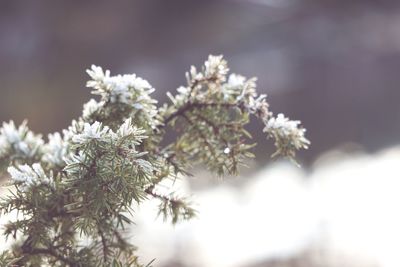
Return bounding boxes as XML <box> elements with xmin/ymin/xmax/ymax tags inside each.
<box><xmin>0</xmin><ymin>55</ymin><xmax>308</xmax><ymax>266</ymax></box>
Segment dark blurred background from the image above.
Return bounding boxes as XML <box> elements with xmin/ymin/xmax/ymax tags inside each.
<box><xmin>2</xmin><ymin>1</ymin><xmax>400</xmax><ymax>266</ymax></box>
<box><xmin>1</xmin><ymin>0</ymin><xmax>400</xmax><ymax>165</ymax></box>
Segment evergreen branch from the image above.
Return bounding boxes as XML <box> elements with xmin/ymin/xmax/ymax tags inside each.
<box><xmin>162</xmin><ymin>102</ymin><xmax>237</xmax><ymax>126</ymax></box>
<box><xmin>15</xmin><ymin>242</ymin><xmax>77</xmax><ymax>267</ymax></box>
<box><xmin>0</xmin><ymin>54</ymin><xmax>309</xmax><ymax>266</ymax></box>
<box><xmin>98</xmin><ymin>227</ymin><xmax>110</xmax><ymax>264</ymax></box>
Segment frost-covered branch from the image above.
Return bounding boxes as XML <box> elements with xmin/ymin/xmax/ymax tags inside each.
<box><xmin>0</xmin><ymin>55</ymin><xmax>309</xmax><ymax>266</ymax></box>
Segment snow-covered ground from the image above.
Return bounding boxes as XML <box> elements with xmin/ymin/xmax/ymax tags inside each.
<box><xmin>1</xmin><ymin>146</ymin><xmax>400</xmax><ymax>267</ymax></box>
<box><xmin>133</xmin><ymin>146</ymin><xmax>400</xmax><ymax>267</ymax></box>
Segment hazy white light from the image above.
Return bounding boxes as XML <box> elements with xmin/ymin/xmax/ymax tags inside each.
<box><xmin>2</xmin><ymin>146</ymin><xmax>400</xmax><ymax>267</ymax></box>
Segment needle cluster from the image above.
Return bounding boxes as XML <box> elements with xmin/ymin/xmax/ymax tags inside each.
<box><xmin>0</xmin><ymin>55</ymin><xmax>309</xmax><ymax>266</ymax></box>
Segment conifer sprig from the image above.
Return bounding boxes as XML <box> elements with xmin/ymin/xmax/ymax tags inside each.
<box><xmin>0</xmin><ymin>55</ymin><xmax>309</xmax><ymax>266</ymax></box>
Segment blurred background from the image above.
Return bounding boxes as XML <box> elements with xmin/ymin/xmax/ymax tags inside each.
<box><xmin>1</xmin><ymin>0</ymin><xmax>400</xmax><ymax>266</ymax></box>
